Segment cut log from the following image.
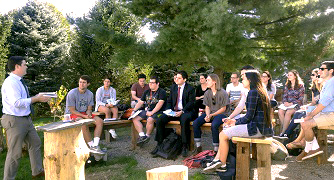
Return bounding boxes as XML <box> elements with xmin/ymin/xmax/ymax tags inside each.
<box><xmin>146</xmin><ymin>165</ymin><xmax>188</xmax><ymax>180</ymax></box>
<box><xmin>44</xmin><ymin>126</ymin><xmax>90</xmax><ymax>180</ymax></box>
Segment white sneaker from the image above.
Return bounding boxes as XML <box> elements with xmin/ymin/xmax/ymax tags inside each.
<box><xmin>109</xmin><ymin>129</ymin><xmax>118</xmax><ymax>139</ymax></box>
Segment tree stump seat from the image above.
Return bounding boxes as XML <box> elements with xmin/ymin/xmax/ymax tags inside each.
<box><xmin>316</xmin><ymin>125</ymin><xmax>334</xmax><ymax>164</ymax></box>
<box><xmin>232</xmin><ymin>137</ymin><xmax>272</xmax><ymax>180</ymax></box>
<box><xmin>146</xmin><ymin>165</ymin><xmax>188</xmax><ymax>180</ymax></box>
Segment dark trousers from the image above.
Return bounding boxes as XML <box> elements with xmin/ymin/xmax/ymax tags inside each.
<box><xmin>193</xmin><ymin>113</ymin><xmax>226</xmax><ymax>144</ymax></box>
<box><xmin>155</xmin><ymin>112</ymin><xmax>195</xmax><ymax>145</ymax></box>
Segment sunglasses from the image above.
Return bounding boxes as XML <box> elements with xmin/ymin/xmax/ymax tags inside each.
<box><xmin>212</xmin><ymin>98</ymin><xmax>216</xmax><ymax>105</ymax></box>
<box><xmin>311</xmin><ymin>74</ymin><xmax>317</xmax><ymax>76</ymax></box>
<box><xmin>319</xmin><ymin>67</ymin><xmax>329</xmax><ymax>71</ymax></box>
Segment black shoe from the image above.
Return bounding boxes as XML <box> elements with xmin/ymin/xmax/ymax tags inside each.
<box><xmin>182</xmin><ymin>146</ymin><xmax>188</xmax><ymax>157</ymax></box>
<box><xmin>192</xmin><ymin>146</ymin><xmax>202</xmax><ymax>155</ymax></box>
<box><xmin>150</xmin><ymin>145</ymin><xmax>159</xmax><ymax>155</ymax></box>
<box><xmin>203</xmin><ymin>159</ymin><xmax>223</xmax><ymax>172</ymax></box>
<box><xmin>136</xmin><ymin>136</ymin><xmax>149</xmax><ymax>146</ymax></box>
<box><xmin>215</xmin><ymin>165</ymin><xmax>227</xmax><ymax>172</ymax></box>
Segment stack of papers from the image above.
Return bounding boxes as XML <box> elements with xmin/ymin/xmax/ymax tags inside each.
<box><xmin>128</xmin><ymin>110</ymin><xmax>142</xmax><ymax>120</ymax></box>
<box><xmin>104</xmin><ymin>118</ymin><xmax>117</xmax><ymax>122</ymax></box>
<box><xmin>163</xmin><ymin>109</ymin><xmax>177</xmax><ymax>117</ymax></box>
<box><xmin>107</xmin><ymin>99</ymin><xmax>120</xmax><ymax>106</ymax></box>
<box><xmin>40</xmin><ymin>92</ymin><xmax>57</xmax><ymax>98</ymax></box>
<box><xmin>278</xmin><ymin>104</ymin><xmax>297</xmax><ymax>110</ymax></box>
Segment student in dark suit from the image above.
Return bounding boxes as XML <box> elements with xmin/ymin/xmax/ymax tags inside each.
<box><xmin>151</xmin><ymin>71</ymin><xmax>196</xmax><ymax>157</ymax></box>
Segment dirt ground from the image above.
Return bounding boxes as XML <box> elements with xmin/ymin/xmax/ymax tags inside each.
<box><xmin>86</xmin><ymin>129</ymin><xmax>334</xmax><ymax>180</ymax></box>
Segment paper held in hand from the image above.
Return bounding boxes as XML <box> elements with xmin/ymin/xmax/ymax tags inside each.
<box><xmin>294</xmin><ymin>119</ymin><xmax>304</xmax><ymax>123</ymax></box>
<box><xmin>40</xmin><ymin>92</ymin><xmax>57</xmax><ymax>98</ymax></box>
<box><xmin>107</xmin><ymin>99</ymin><xmax>120</xmax><ymax>106</ymax></box>
<box><xmin>163</xmin><ymin>109</ymin><xmax>177</xmax><ymax>117</ymax></box>
<box><xmin>278</xmin><ymin>104</ymin><xmax>297</xmax><ymax>110</ymax></box>
<box><xmin>128</xmin><ymin>110</ymin><xmax>142</xmax><ymax>120</ymax></box>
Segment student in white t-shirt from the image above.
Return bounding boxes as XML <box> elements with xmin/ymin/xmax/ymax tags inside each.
<box><xmin>226</xmin><ymin>72</ymin><xmax>244</xmax><ymax>108</ymax></box>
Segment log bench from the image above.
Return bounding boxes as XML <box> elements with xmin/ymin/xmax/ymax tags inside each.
<box><xmin>232</xmin><ymin>137</ymin><xmax>272</xmax><ymax>180</ymax></box>
<box><xmin>316</xmin><ymin>125</ymin><xmax>334</xmax><ymax>164</ymax></box>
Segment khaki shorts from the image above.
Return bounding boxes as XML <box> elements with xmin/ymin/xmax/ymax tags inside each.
<box><xmin>314</xmin><ymin>112</ymin><xmax>334</xmax><ymax>127</ymax></box>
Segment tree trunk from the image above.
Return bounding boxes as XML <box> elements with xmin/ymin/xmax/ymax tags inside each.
<box><xmin>44</xmin><ymin>126</ymin><xmax>90</xmax><ymax>180</ymax></box>
<box><xmin>146</xmin><ymin>165</ymin><xmax>188</xmax><ymax>180</ymax></box>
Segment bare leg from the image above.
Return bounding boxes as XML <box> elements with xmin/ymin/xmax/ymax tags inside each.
<box><xmin>216</xmin><ymin>131</ymin><xmax>229</xmax><ymax>164</ymax></box>
<box><xmin>98</xmin><ymin>105</ymin><xmax>111</xmax><ymax>119</ymax></box>
<box><xmin>278</xmin><ymin>109</ymin><xmax>286</xmax><ymax>132</ymax></box>
<box><xmin>282</xmin><ymin>109</ymin><xmax>296</xmax><ymax>133</ymax></box>
<box><xmin>82</xmin><ymin>125</ymin><xmax>92</xmax><ymax>143</ymax></box>
<box><xmin>146</xmin><ymin>117</ymin><xmax>155</xmax><ymax>135</ymax></box>
<box><xmin>110</xmin><ymin>106</ymin><xmax>118</xmax><ymax>118</ymax></box>
<box><xmin>93</xmin><ymin>116</ymin><xmax>103</xmax><ymax>138</ymax></box>
<box><xmin>132</xmin><ymin>116</ymin><xmax>144</xmax><ymax>134</ymax></box>
<box><xmin>301</xmin><ymin>120</ymin><xmax>317</xmax><ymax>141</ymax></box>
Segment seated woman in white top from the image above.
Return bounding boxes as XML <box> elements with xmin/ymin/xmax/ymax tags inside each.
<box><xmin>95</xmin><ymin>77</ymin><xmax>119</xmax><ymax>138</ymax></box>
<box><xmin>261</xmin><ymin>71</ymin><xmax>277</xmax><ymax>107</ymax></box>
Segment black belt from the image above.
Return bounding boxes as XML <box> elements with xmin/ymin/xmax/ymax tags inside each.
<box><xmin>4</xmin><ymin>114</ymin><xmax>30</xmax><ymax>118</ymax></box>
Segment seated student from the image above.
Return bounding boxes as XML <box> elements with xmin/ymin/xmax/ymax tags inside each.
<box><xmin>280</xmin><ymin>68</ymin><xmax>321</xmax><ymax>140</ymax></box>
<box><xmin>261</xmin><ymin>71</ymin><xmax>277</xmax><ymax>107</ymax></box>
<box><xmin>95</xmin><ymin>77</ymin><xmax>118</xmax><ymax>138</ymax></box>
<box><xmin>226</xmin><ymin>65</ymin><xmax>255</xmax><ymax>120</ymax></box>
<box><xmin>193</xmin><ymin>74</ymin><xmax>230</xmax><ymax>154</ymax></box>
<box><xmin>152</xmin><ymin>71</ymin><xmax>196</xmax><ymax>157</ymax></box>
<box><xmin>131</xmin><ymin>74</ymin><xmax>150</xmax><ymax>108</ymax></box>
<box><xmin>131</xmin><ymin>75</ymin><xmax>167</xmax><ymax>146</ymax></box>
<box><xmin>278</xmin><ymin>70</ymin><xmax>304</xmax><ymax>136</ymax></box>
<box><xmin>195</xmin><ymin>74</ymin><xmax>208</xmax><ymax>115</ymax></box>
<box><xmin>296</xmin><ymin>61</ymin><xmax>334</xmax><ymax>162</ymax></box>
<box><xmin>226</xmin><ymin>72</ymin><xmax>243</xmax><ymax>109</ymax></box>
<box><xmin>204</xmin><ymin>70</ymin><xmax>272</xmax><ymax>173</ymax></box>
<box><xmin>65</xmin><ymin>75</ymin><xmax>105</xmax><ymax>155</ymax></box>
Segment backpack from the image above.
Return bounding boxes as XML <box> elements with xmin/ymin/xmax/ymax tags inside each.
<box><xmin>155</xmin><ymin>131</ymin><xmax>183</xmax><ymax>160</ymax></box>
<box><xmin>217</xmin><ymin>154</ymin><xmax>236</xmax><ymax>180</ymax></box>
<box><xmin>183</xmin><ymin>150</ymin><xmax>216</xmax><ymax>168</ymax></box>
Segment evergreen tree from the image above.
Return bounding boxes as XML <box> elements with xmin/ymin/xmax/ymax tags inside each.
<box><xmin>7</xmin><ymin>0</ymin><xmax>71</xmax><ymax>95</ymax></box>
<box><xmin>0</xmin><ymin>15</ymin><xmax>12</xmax><ymax>85</ymax></box>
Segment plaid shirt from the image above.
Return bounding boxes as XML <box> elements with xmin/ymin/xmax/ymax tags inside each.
<box><xmin>235</xmin><ymin>89</ymin><xmax>273</xmax><ymax>136</ymax></box>
<box><xmin>282</xmin><ymin>84</ymin><xmax>305</xmax><ymax>109</ymax></box>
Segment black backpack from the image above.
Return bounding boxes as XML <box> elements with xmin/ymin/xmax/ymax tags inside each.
<box><xmin>155</xmin><ymin>131</ymin><xmax>183</xmax><ymax>160</ymax></box>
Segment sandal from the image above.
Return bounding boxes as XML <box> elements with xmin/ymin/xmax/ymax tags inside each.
<box><xmin>286</xmin><ymin>141</ymin><xmax>304</xmax><ymax>149</ymax></box>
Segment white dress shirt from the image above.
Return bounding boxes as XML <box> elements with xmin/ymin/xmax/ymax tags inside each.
<box><xmin>1</xmin><ymin>73</ymin><xmax>32</xmax><ymax>116</ymax></box>
<box><xmin>177</xmin><ymin>83</ymin><xmax>185</xmax><ymax>110</ymax></box>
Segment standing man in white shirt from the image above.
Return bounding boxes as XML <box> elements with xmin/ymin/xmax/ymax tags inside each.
<box><xmin>1</xmin><ymin>56</ymin><xmax>50</xmax><ymax>179</ymax></box>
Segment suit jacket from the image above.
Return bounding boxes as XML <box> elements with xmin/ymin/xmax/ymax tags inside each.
<box><xmin>166</xmin><ymin>83</ymin><xmax>196</xmax><ymax>114</ymax></box>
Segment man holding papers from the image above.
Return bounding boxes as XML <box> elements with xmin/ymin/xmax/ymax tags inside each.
<box><xmin>152</xmin><ymin>71</ymin><xmax>196</xmax><ymax>157</ymax></box>
<box><xmin>131</xmin><ymin>76</ymin><xmax>167</xmax><ymax>147</ymax></box>
<box><xmin>297</xmin><ymin>61</ymin><xmax>334</xmax><ymax>161</ymax></box>
<box><xmin>65</xmin><ymin>75</ymin><xmax>105</xmax><ymax>155</ymax></box>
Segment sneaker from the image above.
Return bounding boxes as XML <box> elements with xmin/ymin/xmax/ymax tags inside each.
<box><xmin>90</xmin><ymin>146</ymin><xmax>105</xmax><ymax>155</ymax></box>
<box><xmin>302</xmin><ymin>148</ymin><xmax>324</xmax><ymax>161</ymax></box>
<box><xmin>203</xmin><ymin>159</ymin><xmax>222</xmax><ymax>173</ymax></box>
<box><xmin>136</xmin><ymin>136</ymin><xmax>150</xmax><ymax>146</ymax></box>
<box><xmin>215</xmin><ymin>165</ymin><xmax>227</xmax><ymax>172</ymax></box>
<box><xmin>296</xmin><ymin>150</ymin><xmax>307</xmax><ymax>162</ymax></box>
<box><xmin>192</xmin><ymin>146</ymin><xmax>202</xmax><ymax>155</ymax></box>
<box><xmin>109</xmin><ymin>129</ymin><xmax>118</xmax><ymax>139</ymax></box>
<box><xmin>274</xmin><ymin>133</ymin><xmax>288</xmax><ymax>140</ymax></box>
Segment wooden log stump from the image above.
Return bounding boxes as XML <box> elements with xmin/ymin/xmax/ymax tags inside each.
<box><xmin>236</xmin><ymin>141</ymin><xmax>250</xmax><ymax>180</ymax></box>
<box><xmin>37</xmin><ymin>119</ymin><xmax>93</xmax><ymax>180</ymax></box>
<box><xmin>146</xmin><ymin>165</ymin><xmax>188</xmax><ymax>180</ymax></box>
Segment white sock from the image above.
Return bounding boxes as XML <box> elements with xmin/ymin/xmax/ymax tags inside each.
<box><xmin>305</xmin><ymin>141</ymin><xmax>313</xmax><ymax>153</ymax></box>
<box><xmin>88</xmin><ymin>141</ymin><xmax>94</xmax><ymax>148</ymax></box>
<box><xmin>214</xmin><ymin>146</ymin><xmax>219</xmax><ymax>152</ymax></box>
<box><xmin>312</xmin><ymin>137</ymin><xmax>320</xmax><ymax>150</ymax></box>
<box><xmin>146</xmin><ymin>134</ymin><xmax>150</xmax><ymax>137</ymax></box>
<box><xmin>139</xmin><ymin>132</ymin><xmax>145</xmax><ymax>137</ymax></box>
<box><xmin>196</xmin><ymin>142</ymin><xmax>201</xmax><ymax>147</ymax></box>
<box><xmin>93</xmin><ymin>137</ymin><xmax>100</xmax><ymax>147</ymax></box>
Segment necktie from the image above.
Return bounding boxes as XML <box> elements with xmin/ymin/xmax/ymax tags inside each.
<box><xmin>174</xmin><ymin>86</ymin><xmax>181</xmax><ymax>111</ymax></box>
<box><xmin>20</xmin><ymin>78</ymin><xmax>34</xmax><ymax>115</ymax></box>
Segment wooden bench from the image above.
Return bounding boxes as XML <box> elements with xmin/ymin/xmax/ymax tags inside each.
<box><xmin>232</xmin><ymin>137</ymin><xmax>272</xmax><ymax>180</ymax></box>
<box><xmin>316</xmin><ymin>125</ymin><xmax>334</xmax><ymax>164</ymax></box>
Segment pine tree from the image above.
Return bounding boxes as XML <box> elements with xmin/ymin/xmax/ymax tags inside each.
<box><xmin>0</xmin><ymin>15</ymin><xmax>12</xmax><ymax>85</ymax></box>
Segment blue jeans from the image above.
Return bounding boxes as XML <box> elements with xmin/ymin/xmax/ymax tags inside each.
<box><xmin>193</xmin><ymin>113</ymin><xmax>227</xmax><ymax>144</ymax></box>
